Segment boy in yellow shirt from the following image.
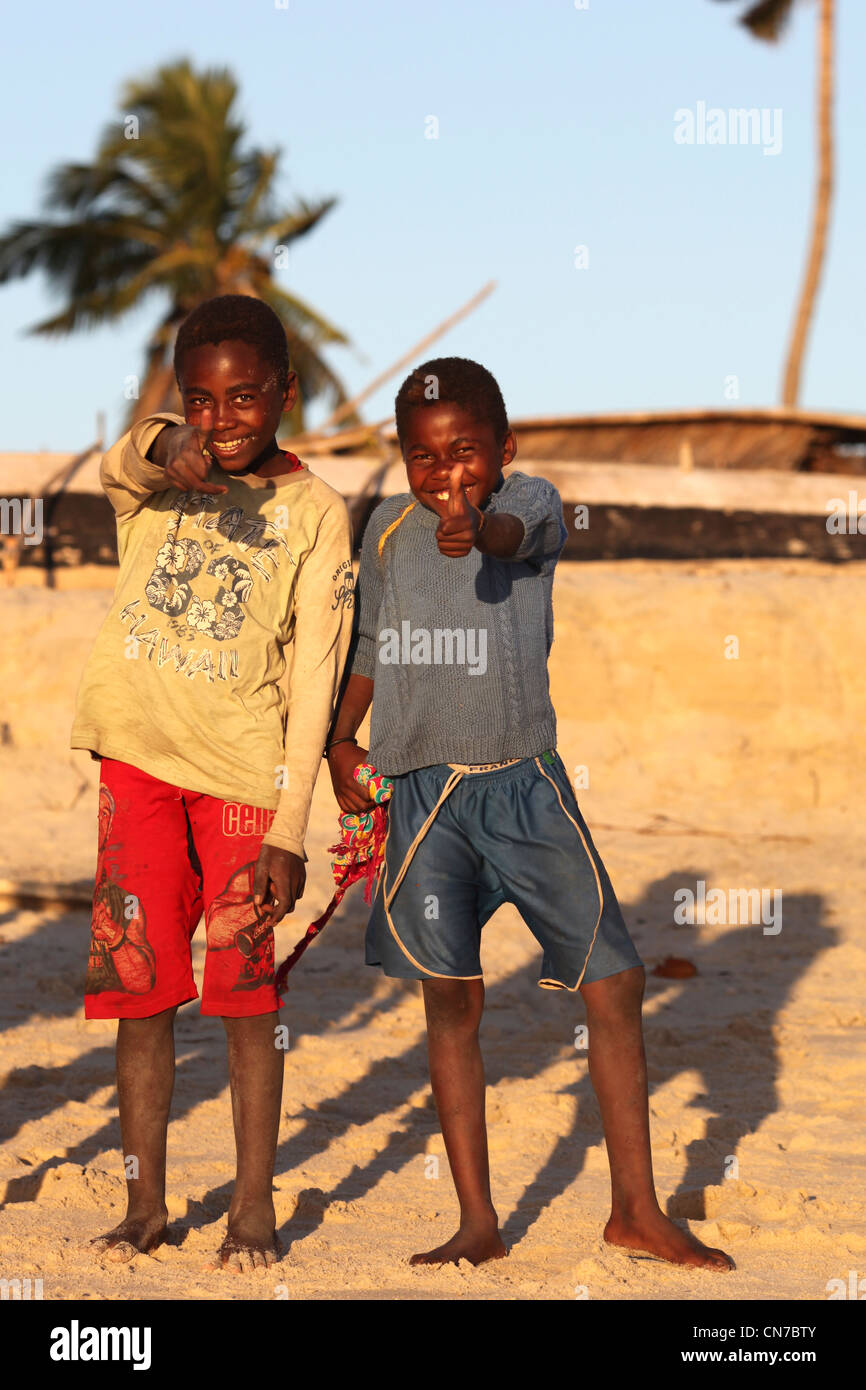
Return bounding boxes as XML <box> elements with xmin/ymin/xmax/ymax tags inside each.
<box><xmin>71</xmin><ymin>295</ymin><xmax>353</xmax><ymax>1273</ymax></box>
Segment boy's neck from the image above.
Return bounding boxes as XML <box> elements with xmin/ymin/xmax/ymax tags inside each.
<box><xmin>228</xmin><ymin>439</ymin><xmax>298</xmax><ymax>479</ymax></box>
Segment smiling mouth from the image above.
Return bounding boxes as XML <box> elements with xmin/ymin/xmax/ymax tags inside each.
<box><xmin>428</xmin><ymin>484</ymin><xmax>473</xmax><ymax>501</ymax></box>
<box><xmin>210</xmin><ymin>436</ymin><xmax>254</xmax><ymax>456</ymax></box>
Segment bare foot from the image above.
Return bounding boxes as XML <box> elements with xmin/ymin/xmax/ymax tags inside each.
<box><xmin>203</xmin><ymin>1204</ymin><xmax>280</xmax><ymax>1274</ymax></box>
<box><xmin>90</xmin><ymin>1209</ymin><xmax>168</xmax><ymax>1263</ymax></box>
<box><xmin>410</xmin><ymin>1219</ymin><xmax>508</xmax><ymax>1268</ymax></box>
<box><xmin>604</xmin><ymin>1208</ymin><xmax>734</xmax><ymax>1270</ymax></box>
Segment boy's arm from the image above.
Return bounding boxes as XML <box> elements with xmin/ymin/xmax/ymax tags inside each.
<box><xmin>325</xmin><ymin>505</ymin><xmax>385</xmax><ymax>812</ymax></box>
<box><xmin>472</xmin><ymin>511</ymin><xmax>526</xmax><ymax>559</ymax></box>
<box><xmin>102</xmin><ymin>409</ymin><xmax>228</xmax><ymax>521</ymax></box>
<box><xmin>326</xmin><ymin>673</ymin><xmax>375</xmax><ymax>814</ymax></box>
<box><xmin>262</xmin><ymin>494</ymin><xmax>355</xmax><ymax>861</ymax></box>
<box><xmin>437</xmin><ymin>465</ymin><xmax>567</xmax><ymax>563</ymax></box>
<box><xmin>499</xmin><ymin>475</ymin><xmax>568</xmax><ymax>564</ymax></box>
<box><xmin>100</xmin><ymin>413</ymin><xmax>185</xmax><ymax>521</ymax></box>
<box><xmin>342</xmin><ymin>503</ymin><xmax>384</xmax><ymax>683</ymax></box>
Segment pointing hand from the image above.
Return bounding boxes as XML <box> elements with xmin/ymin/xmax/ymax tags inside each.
<box><xmin>162</xmin><ymin>405</ymin><xmax>228</xmax><ymax>495</ymax></box>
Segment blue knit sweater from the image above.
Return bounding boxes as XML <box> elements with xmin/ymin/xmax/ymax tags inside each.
<box><xmin>349</xmin><ymin>470</ymin><xmax>568</xmax><ymax>775</ymax></box>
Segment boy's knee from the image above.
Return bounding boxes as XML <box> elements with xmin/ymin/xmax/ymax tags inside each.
<box><xmin>422</xmin><ymin>978</ymin><xmax>484</xmax><ymax>1032</ymax></box>
<box><xmin>118</xmin><ymin>1004</ymin><xmax>178</xmax><ymax>1034</ymax></box>
<box><xmin>580</xmin><ymin>964</ymin><xmax>645</xmax><ymax>1018</ymax></box>
<box><xmin>221</xmin><ymin>1010</ymin><xmax>279</xmax><ymax>1038</ymax></box>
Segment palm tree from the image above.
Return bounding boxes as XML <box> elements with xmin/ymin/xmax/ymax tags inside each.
<box><xmin>0</xmin><ymin>59</ymin><xmax>353</xmax><ymax>431</ymax></box>
<box><xmin>713</xmin><ymin>0</ymin><xmax>835</xmax><ymax>406</ymax></box>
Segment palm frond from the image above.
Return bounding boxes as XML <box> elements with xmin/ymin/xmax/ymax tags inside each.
<box><xmin>259</xmin><ymin>281</ymin><xmax>350</xmax><ymax>348</ymax></box>
<box><xmin>231</xmin><ymin>151</ymin><xmax>280</xmax><ymax>235</ymax></box>
<box><xmin>711</xmin><ymin>0</ymin><xmax>798</xmax><ymax>41</ymax></box>
<box><xmin>0</xmin><ymin>218</ymin><xmax>158</xmax><ymax>287</ymax></box>
<box><xmin>740</xmin><ymin>0</ymin><xmax>797</xmax><ymax>39</ymax></box>
<box><xmin>0</xmin><ymin>56</ymin><xmax>352</xmax><ymax>412</ymax></box>
<box><xmin>43</xmin><ymin>162</ymin><xmax>170</xmax><ymax>220</ymax></box>
<box><xmin>259</xmin><ymin>197</ymin><xmax>339</xmax><ymax>247</ymax></box>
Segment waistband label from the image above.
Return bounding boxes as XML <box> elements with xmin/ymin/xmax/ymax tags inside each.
<box><xmin>446</xmin><ymin>758</ymin><xmax>524</xmax><ymax>774</ymax></box>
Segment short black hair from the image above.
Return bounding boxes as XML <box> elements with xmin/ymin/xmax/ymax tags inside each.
<box><xmin>173</xmin><ymin>295</ymin><xmax>291</xmax><ymax>388</ymax></box>
<box><xmin>394</xmin><ymin>356</ymin><xmax>509</xmax><ymax>447</ymax></box>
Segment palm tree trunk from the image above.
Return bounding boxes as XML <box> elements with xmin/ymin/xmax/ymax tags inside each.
<box><xmin>781</xmin><ymin>0</ymin><xmax>834</xmax><ymax>406</ymax></box>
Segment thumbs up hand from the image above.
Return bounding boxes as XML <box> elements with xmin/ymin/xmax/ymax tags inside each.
<box><xmin>435</xmin><ymin>464</ymin><xmax>483</xmax><ymax>557</ymax></box>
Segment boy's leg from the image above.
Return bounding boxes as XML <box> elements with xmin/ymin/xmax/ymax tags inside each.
<box><xmin>186</xmin><ymin>793</ymin><xmax>284</xmax><ymax>1271</ymax></box>
<box><xmin>581</xmin><ymin>965</ymin><xmax>733</xmax><ymax>1270</ymax></box>
<box><xmin>473</xmin><ymin>755</ymin><xmax>732</xmax><ymax>1270</ymax></box>
<box><xmin>364</xmin><ymin>765</ymin><xmax>505</xmax><ymax>1265</ymax></box>
<box><xmin>85</xmin><ymin>758</ymin><xmax>204</xmax><ymax>1261</ymax></box>
<box><xmin>91</xmin><ymin>1006</ymin><xmax>178</xmax><ymax>1260</ymax></box>
<box><xmin>211</xmin><ymin>1012</ymin><xmax>283</xmax><ymax>1273</ymax></box>
<box><xmin>411</xmin><ymin>978</ymin><xmax>507</xmax><ymax>1266</ymax></box>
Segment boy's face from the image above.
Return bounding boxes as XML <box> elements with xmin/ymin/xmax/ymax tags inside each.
<box><xmin>403</xmin><ymin>403</ymin><xmax>516</xmax><ymax>517</ymax></box>
<box><xmin>178</xmin><ymin>339</ymin><xmax>297</xmax><ymax>474</ymax></box>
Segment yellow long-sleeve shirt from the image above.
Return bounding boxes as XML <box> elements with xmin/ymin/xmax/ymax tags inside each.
<box><xmin>70</xmin><ymin>413</ymin><xmax>354</xmax><ymax>860</ymax></box>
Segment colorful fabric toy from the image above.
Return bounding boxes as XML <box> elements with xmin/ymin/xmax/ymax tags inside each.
<box><xmin>273</xmin><ymin>763</ymin><xmax>392</xmax><ymax>995</ymax></box>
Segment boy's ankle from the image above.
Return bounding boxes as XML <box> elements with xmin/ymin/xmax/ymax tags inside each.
<box><xmin>608</xmin><ymin>1194</ymin><xmax>663</xmax><ymax>1223</ymax></box>
<box><xmin>458</xmin><ymin>1203</ymin><xmax>499</xmax><ymax>1229</ymax></box>
<box><xmin>124</xmin><ymin>1199</ymin><xmax>168</xmax><ymax>1220</ymax></box>
<box><xmin>228</xmin><ymin>1193</ymin><xmax>276</xmax><ymax>1220</ymax></box>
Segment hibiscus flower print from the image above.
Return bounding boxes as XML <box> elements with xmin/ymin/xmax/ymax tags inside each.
<box><xmin>206</xmin><ymin>555</ymin><xmax>253</xmax><ymax>604</ymax></box>
<box><xmin>213</xmin><ymin>608</ymin><xmax>244</xmax><ymax>641</ymax></box>
<box><xmin>187</xmin><ymin>596</ymin><xmax>218</xmax><ymax>635</ymax></box>
<box><xmin>155</xmin><ymin>537</ymin><xmax>204</xmax><ymax>578</ymax></box>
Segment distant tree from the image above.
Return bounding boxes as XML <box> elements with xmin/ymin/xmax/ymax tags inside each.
<box><xmin>0</xmin><ymin>59</ymin><xmax>352</xmax><ymax>431</ymax></box>
<box><xmin>713</xmin><ymin>0</ymin><xmax>835</xmax><ymax>406</ymax></box>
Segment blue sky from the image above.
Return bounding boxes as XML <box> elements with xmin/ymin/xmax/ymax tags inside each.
<box><xmin>1</xmin><ymin>0</ymin><xmax>863</xmax><ymax>449</ymax></box>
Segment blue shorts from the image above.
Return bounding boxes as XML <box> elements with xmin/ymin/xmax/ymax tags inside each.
<box><xmin>365</xmin><ymin>750</ymin><xmax>642</xmax><ymax>990</ymax></box>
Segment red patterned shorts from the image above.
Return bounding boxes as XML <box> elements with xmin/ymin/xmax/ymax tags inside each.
<box><xmin>85</xmin><ymin>757</ymin><xmax>282</xmax><ymax>1019</ymax></box>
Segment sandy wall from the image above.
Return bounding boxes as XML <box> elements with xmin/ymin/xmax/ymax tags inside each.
<box><xmin>549</xmin><ymin>561</ymin><xmax>863</xmax><ymax>831</ymax></box>
<box><xmin>0</xmin><ymin>559</ymin><xmax>861</xmax><ymax>886</ymax></box>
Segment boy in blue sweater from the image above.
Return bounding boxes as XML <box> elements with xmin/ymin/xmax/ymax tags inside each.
<box><xmin>328</xmin><ymin>358</ymin><xmax>732</xmax><ymax>1272</ymax></box>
